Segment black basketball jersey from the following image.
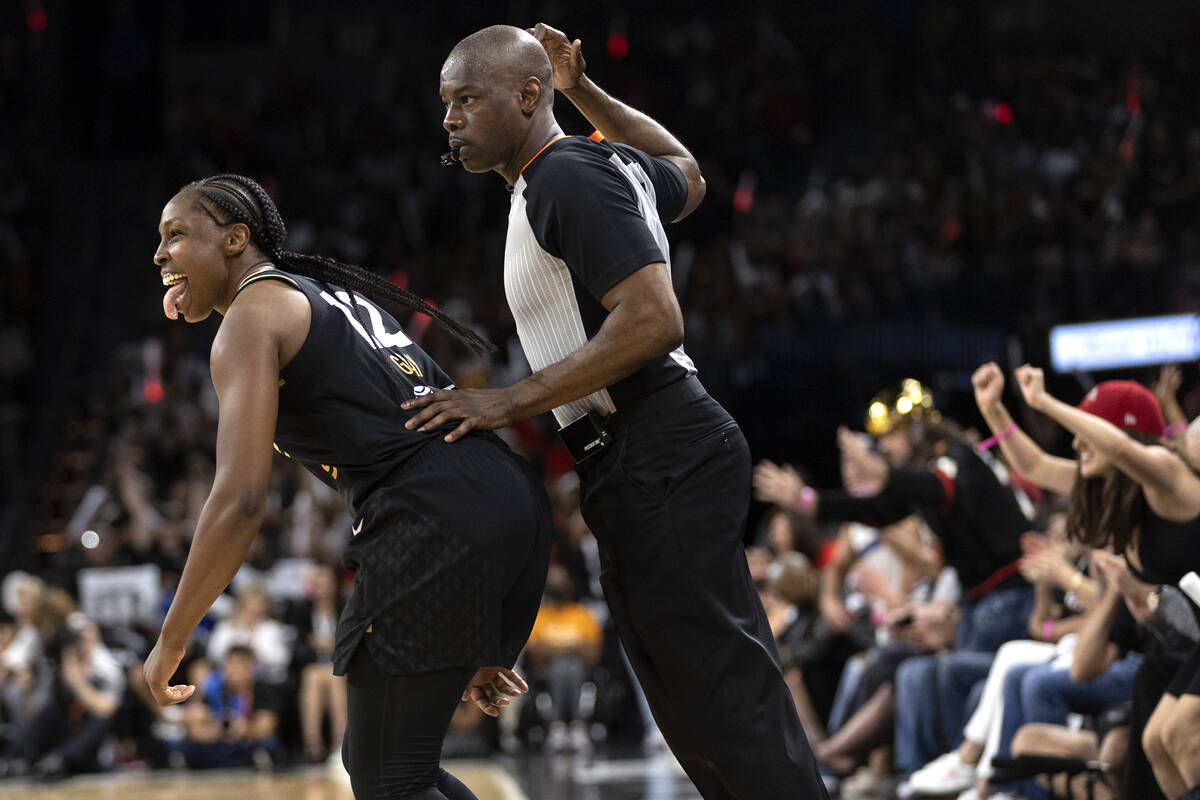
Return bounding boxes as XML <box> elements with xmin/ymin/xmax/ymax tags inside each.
<box><xmin>235</xmin><ymin>266</ymin><xmax>460</xmax><ymax>515</ymax></box>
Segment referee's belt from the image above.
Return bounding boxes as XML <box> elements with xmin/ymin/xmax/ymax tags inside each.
<box><xmin>557</xmin><ymin>376</ymin><xmax>709</xmax><ymax>464</ymax></box>
<box><xmin>559</xmin><ymin>410</ymin><xmax>612</xmax><ymax>464</ymax></box>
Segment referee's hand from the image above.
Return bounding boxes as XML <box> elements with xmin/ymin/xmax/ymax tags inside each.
<box><xmin>402</xmin><ymin>387</ymin><xmax>517</xmax><ymax>442</ymax></box>
<box><xmin>528</xmin><ymin>23</ymin><xmax>586</xmax><ymax>92</ymax></box>
<box><xmin>462</xmin><ymin>666</ymin><xmax>529</xmax><ymax>718</ymax></box>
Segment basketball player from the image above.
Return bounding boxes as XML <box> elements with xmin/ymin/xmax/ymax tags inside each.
<box><xmin>141</xmin><ymin>174</ymin><xmax>552</xmax><ymax>800</ymax></box>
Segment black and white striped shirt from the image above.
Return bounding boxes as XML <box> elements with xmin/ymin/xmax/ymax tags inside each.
<box><xmin>504</xmin><ymin>136</ymin><xmax>697</xmax><ymax>427</ymax></box>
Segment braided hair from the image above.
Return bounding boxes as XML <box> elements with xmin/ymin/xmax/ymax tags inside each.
<box><xmin>183</xmin><ymin>173</ymin><xmax>494</xmax><ymax>357</ymax></box>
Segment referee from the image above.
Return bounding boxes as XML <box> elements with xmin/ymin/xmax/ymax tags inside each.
<box><xmin>406</xmin><ymin>23</ymin><xmax>828</xmax><ymax>800</ymax></box>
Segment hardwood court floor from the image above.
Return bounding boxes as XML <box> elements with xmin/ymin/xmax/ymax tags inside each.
<box><xmin>0</xmin><ymin>761</ymin><xmax>526</xmax><ymax>800</ymax></box>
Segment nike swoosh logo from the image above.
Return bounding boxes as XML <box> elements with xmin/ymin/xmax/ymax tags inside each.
<box><xmin>352</xmin><ymin>519</ymin><xmax>363</xmax><ymax>536</ymax></box>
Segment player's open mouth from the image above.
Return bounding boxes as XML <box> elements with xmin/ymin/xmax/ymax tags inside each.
<box><xmin>162</xmin><ymin>273</ymin><xmax>189</xmax><ymax>320</ymax></box>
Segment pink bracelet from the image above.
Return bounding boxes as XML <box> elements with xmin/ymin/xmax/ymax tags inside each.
<box><xmin>1042</xmin><ymin>619</ymin><xmax>1054</xmax><ymax>642</ymax></box>
<box><xmin>976</xmin><ymin>422</ymin><xmax>1017</xmax><ymax>453</ymax></box>
<box><xmin>1164</xmin><ymin>421</ymin><xmax>1187</xmax><ymax>439</ymax></box>
<box><xmin>799</xmin><ymin>487</ymin><xmax>816</xmax><ymax>514</ymax></box>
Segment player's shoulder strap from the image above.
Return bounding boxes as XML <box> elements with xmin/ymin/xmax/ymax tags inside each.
<box><xmin>233</xmin><ymin>263</ymin><xmax>301</xmax><ymax>298</ymax></box>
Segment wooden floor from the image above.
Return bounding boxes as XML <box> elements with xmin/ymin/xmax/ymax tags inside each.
<box><xmin>0</xmin><ymin>761</ymin><xmax>528</xmax><ymax>800</ymax></box>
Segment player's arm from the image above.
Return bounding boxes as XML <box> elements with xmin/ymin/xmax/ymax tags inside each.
<box><xmin>144</xmin><ymin>293</ymin><xmax>288</xmax><ymax>706</ymax></box>
<box><xmin>530</xmin><ymin>23</ymin><xmax>705</xmax><ymax>221</ymax></box>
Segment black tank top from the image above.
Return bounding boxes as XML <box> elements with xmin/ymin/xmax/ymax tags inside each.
<box><xmin>236</xmin><ymin>266</ymin><xmax>469</xmax><ymax>515</ymax></box>
<box><xmin>1128</xmin><ymin>505</ymin><xmax>1200</xmax><ymax>587</ymax></box>
<box><xmin>1123</xmin><ymin>506</ymin><xmax>1200</xmax><ymax>587</ymax></box>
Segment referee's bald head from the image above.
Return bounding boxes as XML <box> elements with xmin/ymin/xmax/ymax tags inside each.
<box><xmin>444</xmin><ymin>25</ymin><xmax>553</xmax><ymax>106</ymax></box>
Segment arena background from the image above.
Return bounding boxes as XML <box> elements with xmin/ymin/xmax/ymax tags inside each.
<box><xmin>3</xmin><ymin>0</ymin><xmax>1200</xmax><ymax>797</ymax></box>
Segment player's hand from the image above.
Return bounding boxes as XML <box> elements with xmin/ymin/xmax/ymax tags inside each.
<box><xmin>528</xmin><ymin>23</ymin><xmax>586</xmax><ymax>91</ymax></box>
<box><xmin>1014</xmin><ymin>365</ymin><xmax>1048</xmax><ymax>411</ymax></box>
<box><xmin>462</xmin><ymin>666</ymin><xmax>528</xmax><ymax>718</ymax></box>
<box><xmin>972</xmin><ymin>362</ymin><xmax>1005</xmax><ymax>410</ymax></box>
<box><xmin>144</xmin><ymin>638</ymin><xmax>195</xmax><ymax>706</ymax></box>
<box><xmin>401</xmin><ymin>387</ymin><xmax>518</xmax><ymax>442</ymax></box>
<box><xmin>752</xmin><ymin>460</ymin><xmax>809</xmax><ymax>513</ymax></box>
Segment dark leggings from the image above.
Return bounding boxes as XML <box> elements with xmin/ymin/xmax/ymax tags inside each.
<box><xmin>342</xmin><ymin>646</ymin><xmax>478</xmax><ymax>800</ymax></box>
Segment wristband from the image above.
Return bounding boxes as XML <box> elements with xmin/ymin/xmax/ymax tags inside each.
<box><xmin>1042</xmin><ymin>619</ymin><xmax>1054</xmax><ymax>642</ymax></box>
<box><xmin>1164</xmin><ymin>421</ymin><xmax>1187</xmax><ymax>439</ymax></box>
<box><xmin>975</xmin><ymin>422</ymin><xmax>1017</xmax><ymax>453</ymax></box>
<box><xmin>799</xmin><ymin>487</ymin><xmax>816</xmax><ymax>514</ymax></box>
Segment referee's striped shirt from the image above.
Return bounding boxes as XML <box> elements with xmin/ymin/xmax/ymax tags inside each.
<box><xmin>504</xmin><ymin>135</ymin><xmax>697</xmax><ymax>428</ymax></box>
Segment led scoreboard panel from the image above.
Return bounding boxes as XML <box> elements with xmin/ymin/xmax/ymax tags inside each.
<box><xmin>1050</xmin><ymin>314</ymin><xmax>1200</xmax><ymax>372</ymax></box>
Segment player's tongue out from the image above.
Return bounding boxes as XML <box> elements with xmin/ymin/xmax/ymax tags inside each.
<box><xmin>163</xmin><ymin>279</ymin><xmax>188</xmax><ymax>320</ymax></box>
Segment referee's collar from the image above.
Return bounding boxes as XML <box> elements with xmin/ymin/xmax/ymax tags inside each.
<box><xmin>519</xmin><ymin>135</ymin><xmax>568</xmax><ymax>178</ymax></box>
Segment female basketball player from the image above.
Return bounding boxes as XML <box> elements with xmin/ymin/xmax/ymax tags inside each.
<box><xmin>141</xmin><ymin>174</ymin><xmax>552</xmax><ymax>800</ymax></box>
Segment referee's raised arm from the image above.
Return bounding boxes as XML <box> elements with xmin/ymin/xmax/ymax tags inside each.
<box><xmin>528</xmin><ymin>23</ymin><xmax>706</xmax><ymax>222</ymax></box>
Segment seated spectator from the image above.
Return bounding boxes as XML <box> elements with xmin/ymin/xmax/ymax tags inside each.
<box><xmin>173</xmin><ymin>646</ymin><xmax>282</xmax><ymax>770</ymax></box>
<box><xmin>525</xmin><ymin>565</ymin><xmax>602</xmax><ymax>753</ymax></box>
<box><xmin>908</xmin><ymin>548</ymin><xmax>1145</xmax><ymax>800</ymax></box>
<box><xmin>761</xmin><ymin>551</ymin><xmax>829</xmax><ymax>744</ymax></box>
<box><xmin>288</xmin><ymin>563</ymin><xmax>346</xmax><ymax>762</ymax></box>
<box><xmin>813</xmin><ymin>581</ymin><xmax>961</xmax><ymax>776</ymax></box>
<box><xmin>0</xmin><ymin>613</ymin><xmax>125</xmax><ymax>779</ymax></box>
<box><xmin>206</xmin><ymin>585</ymin><xmax>293</xmax><ymax>685</ymax></box>
<box><xmin>756</xmin><ymin>392</ymin><xmax>1040</xmax><ymax>781</ymax></box>
<box><xmin>0</xmin><ymin>572</ymin><xmax>48</xmax><ymax>730</ymax></box>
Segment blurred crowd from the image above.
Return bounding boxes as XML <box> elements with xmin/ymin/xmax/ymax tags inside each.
<box><xmin>746</xmin><ymin>364</ymin><xmax>1200</xmax><ymax>800</ymax></box>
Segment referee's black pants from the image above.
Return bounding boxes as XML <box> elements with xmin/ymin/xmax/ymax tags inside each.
<box><xmin>577</xmin><ymin>376</ymin><xmax>829</xmax><ymax>800</ymax></box>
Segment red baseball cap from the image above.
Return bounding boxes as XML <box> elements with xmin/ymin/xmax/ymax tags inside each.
<box><xmin>1077</xmin><ymin>381</ymin><xmax>1165</xmax><ymax>437</ymax></box>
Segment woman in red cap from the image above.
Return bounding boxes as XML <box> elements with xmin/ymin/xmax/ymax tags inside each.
<box><xmin>973</xmin><ymin>362</ymin><xmax>1200</xmax><ymax>800</ymax></box>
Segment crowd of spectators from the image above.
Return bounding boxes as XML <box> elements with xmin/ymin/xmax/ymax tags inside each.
<box><xmin>746</xmin><ymin>364</ymin><xmax>1200</xmax><ymax>800</ymax></box>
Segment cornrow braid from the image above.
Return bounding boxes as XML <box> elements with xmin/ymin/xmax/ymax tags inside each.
<box><xmin>183</xmin><ymin>174</ymin><xmax>495</xmax><ymax>358</ymax></box>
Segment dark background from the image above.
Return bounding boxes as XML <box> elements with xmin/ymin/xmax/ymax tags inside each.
<box><xmin>5</xmin><ymin>0</ymin><xmax>1200</xmax><ymax>570</ymax></box>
